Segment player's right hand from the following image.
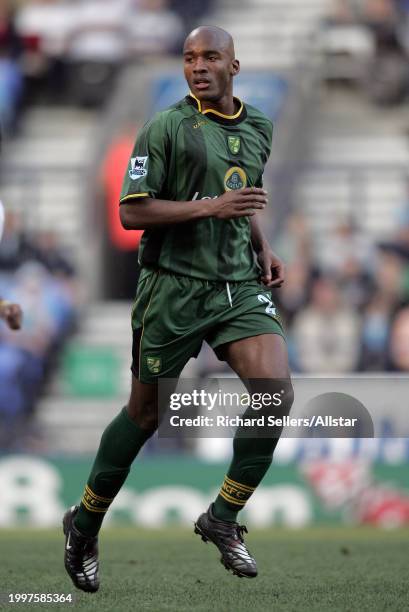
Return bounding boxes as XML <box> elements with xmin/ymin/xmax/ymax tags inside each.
<box><xmin>0</xmin><ymin>301</ymin><xmax>23</xmax><ymax>330</ymax></box>
<box><xmin>212</xmin><ymin>187</ymin><xmax>268</xmax><ymax>219</ymax></box>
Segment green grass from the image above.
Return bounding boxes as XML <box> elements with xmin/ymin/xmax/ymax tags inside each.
<box><xmin>0</xmin><ymin>527</ymin><xmax>408</xmax><ymax>612</ymax></box>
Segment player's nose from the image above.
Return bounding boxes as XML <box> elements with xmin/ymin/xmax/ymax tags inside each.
<box><xmin>193</xmin><ymin>57</ymin><xmax>208</xmax><ymax>73</ymax></box>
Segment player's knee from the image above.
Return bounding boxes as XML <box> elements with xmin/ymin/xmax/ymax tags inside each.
<box><xmin>251</xmin><ymin>378</ymin><xmax>294</xmax><ymax>418</ymax></box>
<box><xmin>126</xmin><ymin>400</ymin><xmax>158</xmax><ymax>433</ymax></box>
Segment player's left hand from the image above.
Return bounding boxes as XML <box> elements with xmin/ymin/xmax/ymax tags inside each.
<box><xmin>0</xmin><ymin>302</ymin><xmax>23</xmax><ymax>330</ymax></box>
<box><xmin>257</xmin><ymin>249</ymin><xmax>285</xmax><ymax>288</ymax></box>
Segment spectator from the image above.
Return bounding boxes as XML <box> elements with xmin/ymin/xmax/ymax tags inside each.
<box><xmin>362</xmin><ymin>0</ymin><xmax>408</xmax><ymax>104</ymax></box>
<box><xmin>321</xmin><ymin>219</ymin><xmax>374</xmax><ymax>276</ymax></box>
<box><xmin>359</xmin><ymin>291</ymin><xmax>394</xmax><ymax>369</ymax></box>
<box><xmin>276</xmin><ymin>260</ymin><xmax>310</xmax><ymax>326</ymax></box>
<box><xmin>0</xmin><ymin>2</ymin><xmax>23</xmax><ymax>131</ymax></box>
<box><xmin>65</xmin><ymin>0</ymin><xmax>130</xmax><ymax>106</ymax></box>
<box><xmin>127</xmin><ymin>0</ymin><xmax>184</xmax><ymax>56</ymax></box>
<box><xmin>325</xmin><ymin>0</ymin><xmax>359</xmax><ymax>25</ymax></box>
<box><xmin>0</xmin><ymin>262</ymin><xmax>57</xmax><ymax>447</ymax></box>
<box><xmin>35</xmin><ymin>229</ymin><xmax>76</xmax><ymax>278</ymax></box>
<box><xmin>169</xmin><ymin>0</ymin><xmax>215</xmax><ymax>31</ymax></box>
<box><xmin>271</xmin><ymin>212</ymin><xmax>312</xmax><ymax>325</ymax></box>
<box><xmin>292</xmin><ymin>275</ymin><xmax>361</xmax><ymax>373</ymax></box>
<box><xmin>389</xmin><ymin>306</ymin><xmax>409</xmax><ymax>370</ymax></box>
<box><xmin>0</xmin><ymin>1</ymin><xmax>22</xmax><ymax>59</ymax></box>
<box><xmin>375</xmin><ymin>248</ymin><xmax>404</xmax><ymax>303</ymax></box>
<box><xmin>0</xmin><ymin>210</ymin><xmax>39</xmax><ymax>272</ymax></box>
<box><xmin>15</xmin><ymin>0</ymin><xmax>74</xmax><ymax>102</ymax></box>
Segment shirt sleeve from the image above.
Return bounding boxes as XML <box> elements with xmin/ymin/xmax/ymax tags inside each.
<box><xmin>119</xmin><ymin>113</ymin><xmax>169</xmax><ymax>204</ymax></box>
<box><xmin>255</xmin><ymin>120</ymin><xmax>273</xmax><ymax>188</ymax></box>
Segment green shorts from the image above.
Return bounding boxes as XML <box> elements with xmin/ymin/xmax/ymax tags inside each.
<box><xmin>131</xmin><ymin>267</ymin><xmax>286</xmax><ymax>384</ymax></box>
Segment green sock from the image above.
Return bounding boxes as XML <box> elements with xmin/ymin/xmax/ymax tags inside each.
<box><xmin>74</xmin><ymin>407</ymin><xmax>153</xmax><ymax>537</ymax></box>
<box><xmin>212</xmin><ymin>436</ymin><xmax>281</xmax><ymax>522</ymax></box>
<box><xmin>213</xmin><ymin>380</ymin><xmax>293</xmax><ymax>522</ymax></box>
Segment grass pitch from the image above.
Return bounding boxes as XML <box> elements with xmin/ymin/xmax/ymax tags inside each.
<box><xmin>0</xmin><ymin>527</ymin><xmax>408</xmax><ymax>612</ymax></box>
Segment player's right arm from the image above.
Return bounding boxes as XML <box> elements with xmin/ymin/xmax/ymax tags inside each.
<box><xmin>118</xmin><ymin>113</ymin><xmax>266</xmax><ymax>230</ymax></box>
<box><xmin>120</xmin><ymin>188</ymin><xmax>267</xmax><ymax>229</ymax></box>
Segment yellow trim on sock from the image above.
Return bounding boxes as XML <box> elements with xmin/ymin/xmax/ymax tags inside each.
<box><xmin>219</xmin><ymin>489</ymin><xmax>247</xmax><ymax>506</ymax></box>
<box><xmin>81</xmin><ymin>499</ymin><xmax>109</xmax><ymax>513</ymax></box>
<box><xmin>85</xmin><ymin>485</ymin><xmax>114</xmax><ymax>503</ymax></box>
<box><xmin>224</xmin><ymin>475</ymin><xmax>256</xmax><ymax>493</ymax></box>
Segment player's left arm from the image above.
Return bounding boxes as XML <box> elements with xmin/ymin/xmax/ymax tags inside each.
<box><xmin>250</xmin><ymin>118</ymin><xmax>284</xmax><ymax>287</ymax></box>
<box><xmin>250</xmin><ymin>216</ymin><xmax>285</xmax><ymax>288</ymax></box>
<box><xmin>0</xmin><ymin>299</ymin><xmax>23</xmax><ymax>330</ymax></box>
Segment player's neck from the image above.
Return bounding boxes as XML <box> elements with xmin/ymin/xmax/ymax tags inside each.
<box><xmin>200</xmin><ymin>93</ymin><xmax>237</xmax><ymax>117</ymax></box>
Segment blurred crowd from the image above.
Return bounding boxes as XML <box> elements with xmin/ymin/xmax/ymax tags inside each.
<box><xmin>198</xmin><ymin>197</ymin><xmax>409</xmax><ymax>377</ymax></box>
<box><xmin>0</xmin><ymin>210</ymin><xmax>78</xmax><ymax>449</ymax></box>
<box><xmin>274</xmin><ymin>201</ymin><xmax>409</xmax><ymax>374</ymax></box>
<box><xmin>1</xmin><ymin>0</ymin><xmax>408</xmax><ymax>454</ymax></box>
<box><xmin>0</xmin><ymin>0</ymin><xmax>214</xmax><ymax>130</ymax></box>
<box><xmin>322</xmin><ymin>0</ymin><xmax>409</xmax><ymax>105</ymax></box>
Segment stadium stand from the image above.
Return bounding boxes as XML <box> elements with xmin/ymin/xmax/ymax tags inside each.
<box><xmin>1</xmin><ymin>0</ymin><xmax>409</xmax><ymax>454</ymax></box>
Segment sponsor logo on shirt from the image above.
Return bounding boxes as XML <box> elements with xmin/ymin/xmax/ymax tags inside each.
<box><xmin>129</xmin><ymin>156</ymin><xmax>148</xmax><ymax>180</ymax></box>
<box><xmin>224</xmin><ymin>166</ymin><xmax>247</xmax><ymax>191</ymax></box>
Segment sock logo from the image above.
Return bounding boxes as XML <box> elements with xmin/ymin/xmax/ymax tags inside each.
<box><xmin>81</xmin><ymin>485</ymin><xmax>113</xmax><ymax>513</ymax></box>
<box><xmin>219</xmin><ymin>476</ymin><xmax>255</xmax><ymax>507</ymax></box>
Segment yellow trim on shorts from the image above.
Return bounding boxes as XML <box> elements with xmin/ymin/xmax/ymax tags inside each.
<box><xmin>138</xmin><ymin>273</ymin><xmax>161</xmax><ymax>380</ymax></box>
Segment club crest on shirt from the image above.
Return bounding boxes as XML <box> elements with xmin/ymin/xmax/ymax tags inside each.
<box><xmin>147</xmin><ymin>356</ymin><xmax>162</xmax><ymax>374</ymax></box>
<box><xmin>227</xmin><ymin>135</ymin><xmax>241</xmax><ymax>155</ymax></box>
<box><xmin>129</xmin><ymin>156</ymin><xmax>148</xmax><ymax>180</ymax></box>
<box><xmin>224</xmin><ymin>166</ymin><xmax>247</xmax><ymax>191</ymax></box>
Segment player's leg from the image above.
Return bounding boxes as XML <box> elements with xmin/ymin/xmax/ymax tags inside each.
<box><xmin>212</xmin><ymin>334</ymin><xmax>293</xmax><ymax>522</ymax></box>
<box><xmin>64</xmin><ymin>270</ymin><xmax>205</xmax><ymax>591</ymax></box>
<box><xmin>73</xmin><ymin>375</ymin><xmax>159</xmax><ymax>537</ymax></box>
<box><xmin>63</xmin><ymin>376</ymin><xmax>159</xmax><ymax>592</ymax></box>
<box><xmin>195</xmin><ymin>333</ymin><xmax>293</xmax><ymax>578</ymax></box>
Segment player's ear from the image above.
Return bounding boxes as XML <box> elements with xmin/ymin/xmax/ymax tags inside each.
<box><xmin>231</xmin><ymin>59</ymin><xmax>240</xmax><ymax>76</ymax></box>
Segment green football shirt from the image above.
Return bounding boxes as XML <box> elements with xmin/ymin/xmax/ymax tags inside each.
<box><xmin>120</xmin><ymin>94</ymin><xmax>273</xmax><ymax>281</ymax></box>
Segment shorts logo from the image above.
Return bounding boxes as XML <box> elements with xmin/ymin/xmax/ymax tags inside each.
<box><xmin>224</xmin><ymin>166</ymin><xmax>247</xmax><ymax>191</ymax></box>
<box><xmin>147</xmin><ymin>356</ymin><xmax>161</xmax><ymax>374</ymax></box>
<box><xmin>227</xmin><ymin>136</ymin><xmax>241</xmax><ymax>155</ymax></box>
<box><xmin>258</xmin><ymin>293</ymin><xmax>277</xmax><ymax>316</ymax></box>
<box><xmin>129</xmin><ymin>156</ymin><xmax>148</xmax><ymax>180</ymax></box>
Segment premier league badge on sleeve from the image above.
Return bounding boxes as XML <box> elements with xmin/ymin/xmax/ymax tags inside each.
<box><xmin>129</xmin><ymin>156</ymin><xmax>148</xmax><ymax>180</ymax></box>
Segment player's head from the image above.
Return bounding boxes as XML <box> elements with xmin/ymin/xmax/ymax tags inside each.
<box><xmin>183</xmin><ymin>26</ymin><xmax>240</xmax><ymax>104</ymax></box>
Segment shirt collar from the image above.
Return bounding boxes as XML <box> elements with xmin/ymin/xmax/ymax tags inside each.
<box><xmin>186</xmin><ymin>93</ymin><xmax>247</xmax><ymax>126</ymax></box>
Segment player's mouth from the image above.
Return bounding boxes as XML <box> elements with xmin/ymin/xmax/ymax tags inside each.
<box><xmin>193</xmin><ymin>79</ymin><xmax>211</xmax><ymax>91</ymax></box>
